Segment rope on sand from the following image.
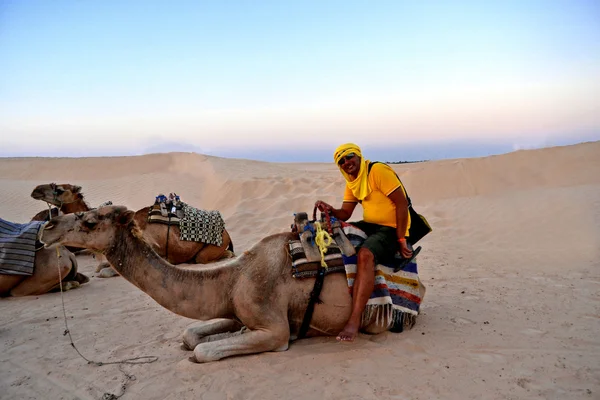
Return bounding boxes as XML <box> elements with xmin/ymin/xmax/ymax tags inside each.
<box><xmin>54</xmin><ymin>242</ymin><xmax>158</xmax><ymax>400</ymax></box>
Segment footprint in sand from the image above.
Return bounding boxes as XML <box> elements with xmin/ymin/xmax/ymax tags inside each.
<box><xmin>467</xmin><ymin>351</ymin><xmax>506</xmax><ymax>364</ymax></box>
<box><xmin>521</xmin><ymin>328</ymin><xmax>546</xmax><ymax>336</ymax></box>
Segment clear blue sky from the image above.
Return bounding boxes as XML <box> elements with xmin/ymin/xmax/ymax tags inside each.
<box><xmin>1</xmin><ymin>0</ymin><xmax>599</xmax><ymax>161</ymax></box>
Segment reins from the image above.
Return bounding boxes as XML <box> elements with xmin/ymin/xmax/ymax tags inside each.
<box><xmin>44</xmin><ymin>184</ymin><xmax>88</xmax><ymax>221</ymax></box>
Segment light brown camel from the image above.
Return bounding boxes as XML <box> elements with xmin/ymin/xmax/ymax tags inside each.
<box><xmin>31</xmin><ymin>184</ymin><xmax>90</xmax><ymax>221</ymax></box>
<box><xmin>41</xmin><ymin>206</ymin><xmax>425</xmax><ymax>362</ymax></box>
<box><xmin>0</xmin><ymin>244</ymin><xmax>88</xmax><ymax>297</ymax></box>
<box><xmin>30</xmin><ymin>183</ymin><xmax>234</xmax><ymax>277</ymax></box>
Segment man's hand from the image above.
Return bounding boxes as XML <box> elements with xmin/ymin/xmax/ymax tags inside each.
<box><xmin>399</xmin><ymin>240</ymin><xmax>413</xmax><ymax>259</ymax></box>
<box><xmin>315</xmin><ymin>200</ymin><xmax>333</xmax><ymax>213</ymax></box>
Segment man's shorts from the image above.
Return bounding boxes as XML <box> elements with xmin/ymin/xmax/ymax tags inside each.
<box><xmin>350</xmin><ymin>220</ymin><xmax>399</xmax><ymax>265</ymax></box>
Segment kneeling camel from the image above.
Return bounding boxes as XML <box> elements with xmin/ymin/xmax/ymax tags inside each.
<box><xmin>41</xmin><ymin>206</ymin><xmax>414</xmax><ymax>362</ymax></box>
<box><xmin>31</xmin><ymin>183</ymin><xmax>234</xmax><ymax>277</ymax></box>
<box><xmin>0</xmin><ymin>244</ymin><xmax>88</xmax><ymax>297</ymax></box>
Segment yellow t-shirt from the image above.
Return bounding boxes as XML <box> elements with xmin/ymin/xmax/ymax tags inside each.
<box><xmin>343</xmin><ymin>163</ymin><xmax>411</xmax><ymax>236</ymax></box>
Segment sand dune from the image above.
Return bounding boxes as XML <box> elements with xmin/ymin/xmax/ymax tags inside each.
<box><xmin>1</xmin><ymin>141</ymin><xmax>599</xmax><ymax>399</ymax></box>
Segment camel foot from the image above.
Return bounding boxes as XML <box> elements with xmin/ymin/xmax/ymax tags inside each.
<box><xmin>97</xmin><ymin>267</ymin><xmax>119</xmax><ymax>278</ymax></box>
<box><xmin>182</xmin><ymin>319</ymin><xmax>245</xmax><ymax>350</ymax></box>
<box><xmin>95</xmin><ymin>261</ymin><xmax>112</xmax><ymax>273</ymax></box>
<box><xmin>336</xmin><ymin>322</ymin><xmax>360</xmax><ymax>342</ymax></box>
<box><xmin>51</xmin><ymin>281</ymin><xmax>80</xmax><ymax>292</ymax></box>
<box><xmin>222</xmin><ymin>250</ymin><xmax>236</xmax><ymax>259</ymax></box>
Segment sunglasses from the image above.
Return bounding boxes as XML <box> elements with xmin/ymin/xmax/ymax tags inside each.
<box><xmin>337</xmin><ymin>153</ymin><xmax>356</xmax><ymax>166</ymax></box>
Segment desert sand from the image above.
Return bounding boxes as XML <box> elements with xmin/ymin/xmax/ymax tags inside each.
<box><xmin>0</xmin><ymin>141</ymin><xmax>599</xmax><ymax>400</ymax></box>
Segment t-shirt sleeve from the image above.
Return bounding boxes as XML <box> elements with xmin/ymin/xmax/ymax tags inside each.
<box><xmin>343</xmin><ymin>184</ymin><xmax>359</xmax><ymax>203</ymax></box>
<box><xmin>371</xmin><ymin>163</ymin><xmax>404</xmax><ymax>197</ymax></box>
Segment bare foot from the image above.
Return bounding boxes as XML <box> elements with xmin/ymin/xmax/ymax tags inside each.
<box><xmin>336</xmin><ymin>322</ymin><xmax>359</xmax><ymax>342</ymax></box>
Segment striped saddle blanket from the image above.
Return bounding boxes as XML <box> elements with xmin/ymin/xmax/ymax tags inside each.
<box><xmin>148</xmin><ymin>195</ymin><xmax>184</xmax><ymax>225</ymax></box>
<box><xmin>0</xmin><ymin>218</ymin><xmax>45</xmax><ymax>276</ymax></box>
<box><xmin>343</xmin><ymin>224</ymin><xmax>424</xmax><ymax>332</ymax></box>
<box><xmin>288</xmin><ymin>239</ymin><xmax>346</xmax><ymax>278</ymax></box>
<box><xmin>289</xmin><ymin>224</ymin><xmax>424</xmax><ymax>332</ymax></box>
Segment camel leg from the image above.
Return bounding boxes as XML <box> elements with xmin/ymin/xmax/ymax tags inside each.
<box><xmin>10</xmin><ymin>256</ymin><xmax>72</xmax><ymax>297</ymax></box>
<box><xmin>94</xmin><ymin>254</ymin><xmax>120</xmax><ymax>278</ymax></box>
<box><xmin>192</xmin><ymin>327</ymin><xmax>290</xmax><ymax>363</ymax></box>
<box><xmin>191</xmin><ymin>230</ymin><xmax>234</xmax><ymax>263</ymax></box>
<box><xmin>0</xmin><ymin>275</ymin><xmax>26</xmax><ymax>297</ymax></box>
<box><xmin>97</xmin><ymin>265</ymin><xmax>119</xmax><ymax>278</ymax></box>
<box><xmin>182</xmin><ymin>318</ymin><xmax>245</xmax><ymax>350</ymax></box>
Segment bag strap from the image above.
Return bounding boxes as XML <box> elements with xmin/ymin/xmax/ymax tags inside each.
<box><xmin>368</xmin><ymin>161</ymin><xmax>413</xmax><ymax>207</ymax></box>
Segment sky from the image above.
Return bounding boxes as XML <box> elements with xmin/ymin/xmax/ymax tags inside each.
<box><xmin>1</xmin><ymin>0</ymin><xmax>599</xmax><ymax>162</ymax></box>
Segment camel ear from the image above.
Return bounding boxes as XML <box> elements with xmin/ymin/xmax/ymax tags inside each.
<box><xmin>116</xmin><ymin>210</ymin><xmax>135</xmax><ymax>226</ymax></box>
<box><xmin>72</xmin><ymin>185</ymin><xmax>82</xmax><ymax>193</ymax></box>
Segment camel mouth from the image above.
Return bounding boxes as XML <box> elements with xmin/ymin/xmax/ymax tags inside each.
<box><xmin>31</xmin><ymin>193</ymin><xmax>45</xmax><ymax>200</ymax></box>
<box><xmin>40</xmin><ymin>223</ymin><xmax>58</xmax><ymax>247</ymax></box>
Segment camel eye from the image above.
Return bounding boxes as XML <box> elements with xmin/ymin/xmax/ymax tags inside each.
<box><xmin>55</xmin><ymin>188</ymin><xmax>64</xmax><ymax>194</ymax></box>
<box><xmin>84</xmin><ymin>220</ymin><xmax>97</xmax><ymax>229</ymax></box>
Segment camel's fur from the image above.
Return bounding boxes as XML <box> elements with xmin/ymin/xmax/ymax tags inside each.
<box><xmin>0</xmin><ymin>245</ymin><xmax>88</xmax><ymax>297</ymax></box>
<box><xmin>41</xmin><ymin>206</ymin><xmax>401</xmax><ymax>362</ymax></box>
<box><xmin>30</xmin><ymin>183</ymin><xmax>234</xmax><ymax>278</ymax></box>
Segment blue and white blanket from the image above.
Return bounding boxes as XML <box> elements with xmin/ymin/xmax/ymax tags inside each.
<box><xmin>0</xmin><ymin>218</ymin><xmax>45</xmax><ymax>276</ymax></box>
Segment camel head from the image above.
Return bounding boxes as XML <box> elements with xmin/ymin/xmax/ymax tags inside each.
<box><xmin>41</xmin><ymin>206</ymin><xmax>136</xmax><ymax>252</ymax></box>
<box><xmin>31</xmin><ymin>183</ymin><xmax>83</xmax><ymax>206</ymax></box>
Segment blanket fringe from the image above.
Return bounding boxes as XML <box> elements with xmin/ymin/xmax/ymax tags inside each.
<box><xmin>361</xmin><ymin>304</ymin><xmax>417</xmax><ymax>333</ymax></box>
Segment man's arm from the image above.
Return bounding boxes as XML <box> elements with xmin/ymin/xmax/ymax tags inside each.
<box><xmin>315</xmin><ymin>200</ymin><xmax>356</xmax><ymax>221</ymax></box>
<box><xmin>387</xmin><ymin>188</ymin><xmax>412</xmax><ymax>258</ymax></box>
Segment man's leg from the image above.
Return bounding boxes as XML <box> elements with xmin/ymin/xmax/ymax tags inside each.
<box><xmin>337</xmin><ymin>247</ymin><xmax>375</xmax><ymax>342</ymax></box>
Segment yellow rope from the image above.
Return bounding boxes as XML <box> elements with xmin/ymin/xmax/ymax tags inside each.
<box><xmin>314</xmin><ymin>222</ymin><xmax>332</xmax><ymax>268</ymax></box>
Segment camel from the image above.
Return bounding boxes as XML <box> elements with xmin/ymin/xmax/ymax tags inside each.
<box><xmin>31</xmin><ymin>184</ymin><xmax>90</xmax><ymax>221</ymax></box>
<box><xmin>41</xmin><ymin>206</ymin><xmax>424</xmax><ymax>363</ymax></box>
<box><xmin>30</xmin><ymin>183</ymin><xmax>234</xmax><ymax>277</ymax></box>
<box><xmin>0</xmin><ymin>244</ymin><xmax>88</xmax><ymax>297</ymax></box>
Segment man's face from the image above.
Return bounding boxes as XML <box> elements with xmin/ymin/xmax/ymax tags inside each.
<box><xmin>338</xmin><ymin>152</ymin><xmax>360</xmax><ymax>175</ymax></box>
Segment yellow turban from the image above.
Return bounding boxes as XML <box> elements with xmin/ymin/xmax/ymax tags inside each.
<box><xmin>333</xmin><ymin>143</ymin><xmax>371</xmax><ymax>201</ymax></box>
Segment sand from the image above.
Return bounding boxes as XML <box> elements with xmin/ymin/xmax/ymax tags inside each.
<box><xmin>0</xmin><ymin>141</ymin><xmax>599</xmax><ymax>400</ymax></box>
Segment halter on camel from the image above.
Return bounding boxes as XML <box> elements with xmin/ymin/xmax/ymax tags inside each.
<box><xmin>43</xmin><ymin>183</ymin><xmax>80</xmax><ymax>221</ymax></box>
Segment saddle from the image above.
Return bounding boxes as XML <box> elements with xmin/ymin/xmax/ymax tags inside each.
<box><xmin>288</xmin><ymin>209</ymin><xmax>356</xmax><ymax>279</ymax></box>
<box><xmin>147</xmin><ymin>193</ymin><xmax>184</xmax><ymax>225</ymax></box>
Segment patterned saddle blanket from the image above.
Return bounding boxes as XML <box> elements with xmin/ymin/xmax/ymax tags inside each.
<box><xmin>288</xmin><ymin>220</ymin><xmax>424</xmax><ymax>332</ymax></box>
<box><xmin>147</xmin><ymin>194</ymin><xmax>225</xmax><ymax>246</ymax></box>
<box><xmin>0</xmin><ymin>218</ymin><xmax>45</xmax><ymax>276</ymax></box>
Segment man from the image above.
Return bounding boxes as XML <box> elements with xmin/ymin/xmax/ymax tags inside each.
<box><xmin>315</xmin><ymin>143</ymin><xmax>412</xmax><ymax>342</ymax></box>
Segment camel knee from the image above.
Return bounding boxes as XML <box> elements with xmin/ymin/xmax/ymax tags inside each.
<box><xmin>262</xmin><ymin>328</ymin><xmax>290</xmax><ymax>352</ymax></box>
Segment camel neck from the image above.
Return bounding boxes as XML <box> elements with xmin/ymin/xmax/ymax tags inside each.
<box><xmin>105</xmin><ymin>226</ymin><xmax>235</xmax><ymax>320</ymax></box>
<box><xmin>60</xmin><ymin>198</ymin><xmax>90</xmax><ymax>214</ymax></box>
